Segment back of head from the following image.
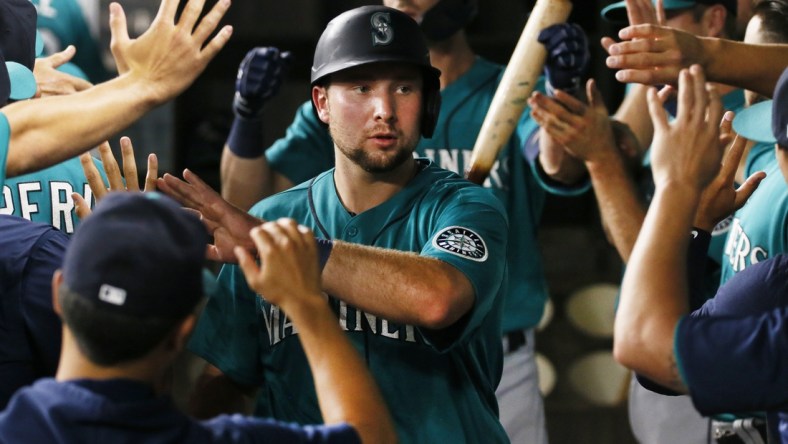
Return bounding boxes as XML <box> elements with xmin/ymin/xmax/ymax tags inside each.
<box><xmin>418</xmin><ymin>0</ymin><xmax>478</xmax><ymax>41</ymax></box>
<box><xmin>732</xmin><ymin>67</ymin><xmax>788</xmax><ymax>148</ymax></box>
<box><xmin>751</xmin><ymin>0</ymin><xmax>788</xmax><ymax>43</ymax></box>
<box><xmin>311</xmin><ymin>5</ymin><xmax>441</xmax><ymax>137</ymax></box>
<box><xmin>0</xmin><ymin>0</ymin><xmax>38</xmax><ymax>104</ymax></box>
<box><xmin>59</xmin><ymin>192</ymin><xmax>208</xmax><ymax>366</ymax></box>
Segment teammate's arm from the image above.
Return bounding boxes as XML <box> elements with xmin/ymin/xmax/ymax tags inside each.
<box><xmin>614</xmin><ymin>66</ymin><xmax>724</xmax><ymax>391</ymax></box>
<box><xmin>604</xmin><ymin>26</ymin><xmax>788</xmax><ymax>98</ymax></box>
<box><xmin>220</xmin><ymin>47</ymin><xmax>294</xmax><ymax>210</ymax></box>
<box><xmin>235</xmin><ymin>219</ymin><xmax>397</xmax><ymax>444</ymax></box>
<box><xmin>4</xmin><ymin>0</ymin><xmax>231</xmax><ymax>177</ymax></box>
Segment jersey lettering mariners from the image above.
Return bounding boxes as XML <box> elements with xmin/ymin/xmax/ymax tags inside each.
<box><xmin>261</xmin><ymin>297</ymin><xmax>419</xmax><ymax>347</ymax></box>
<box><xmin>724</xmin><ymin>218</ymin><xmax>769</xmax><ymax>273</ymax></box>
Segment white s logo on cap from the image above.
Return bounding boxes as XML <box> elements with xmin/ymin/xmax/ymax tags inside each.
<box><xmin>99</xmin><ymin>284</ymin><xmax>127</xmax><ymax>306</ymax></box>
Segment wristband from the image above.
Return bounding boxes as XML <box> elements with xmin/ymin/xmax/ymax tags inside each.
<box><xmin>315</xmin><ymin>238</ymin><xmax>334</xmax><ymax>270</ymax></box>
<box><xmin>227</xmin><ymin>116</ymin><xmax>265</xmax><ymax>159</ymax></box>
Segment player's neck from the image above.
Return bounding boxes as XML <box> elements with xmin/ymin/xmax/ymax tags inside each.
<box><xmin>334</xmin><ymin>157</ymin><xmax>421</xmax><ymax>215</ymax></box>
<box><xmin>427</xmin><ymin>31</ymin><xmax>476</xmax><ymax>89</ymax></box>
<box><xmin>777</xmin><ymin>144</ymin><xmax>788</xmax><ymax>184</ymax></box>
<box><xmin>55</xmin><ymin>328</ymin><xmax>167</xmax><ymax>388</ymax></box>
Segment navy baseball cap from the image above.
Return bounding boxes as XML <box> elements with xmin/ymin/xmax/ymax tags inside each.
<box><xmin>62</xmin><ymin>192</ymin><xmax>209</xmax><ymax>319</ymax></box>
<box><xmin>0</xmin><ymin>0</ymin><xmax>38</xmax><ymax>104</ymax></box>
<box><xmin>601</xmin><ymin>0</ymin><xmax>737</xmax><ymax>23</ymax></box>
<box><xmin>732</xmin><ymin>67</ymin><xmax>788</xmax><ymax>147</ymax></box>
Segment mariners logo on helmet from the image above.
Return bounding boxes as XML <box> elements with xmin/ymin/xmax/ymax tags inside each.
<box><xmin>433</xmin><ymin>226</ymin><xmax>488</xmax><ymax>261</ymax></box>
<box><xmin>371</xmin><ymin>12</ymin><xmax>393</xmax><ymax>46</ymax></box>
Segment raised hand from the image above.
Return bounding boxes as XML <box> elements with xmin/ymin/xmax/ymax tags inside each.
<box><xmin>528</xmin><ymin>79</ymin><xmax>618</xmax><ymax>163</ymax></box>
<box><xmin>73</xmin><ymin>137</ymin><xmax>158</xmax><ymax>219</ymax></box>
<box><xmin>694</xmin><ymin>116</ymin><xmax>766</xmax><ymax>231</ymax></box>
<box><xmin>235</xmin><ymin>218</ymin><xmax>322</xmax><ymax>310</ymax></box>
<box><xmin>233</xmin><ymin>47</ymin><xmax>293</xmax><ymax>119</ymax></box>
<box><xmin>648</xmin><ymin>65</ymin><xmax>725</xmax><ymax>191</ymax></box>
<box><xmin>32</xmin><ymin>46</ymin><xmax>93</xmax><ymax>97</ymax></box>
<box><xmin>157</xmin><ymin>169</ymin><xmax>261</xmax><ymax>262</ymax></box>
<box><xmin>538</xmin><ymin>23</ymin><xmax>589</xmax><ymax>96</ymax></box>
<box><xmin>109</xmin><ymin>0</ymin><xmax>233</xmax><ymax>102</ymax></box>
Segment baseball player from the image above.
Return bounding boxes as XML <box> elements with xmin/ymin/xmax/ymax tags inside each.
<box><xmin>0</xmin><ymin>192</ymin><xmax>395</xmax><ymax>444</ymax></box>
<box><xmin>218</xmin><ymin>2</ymin><xmax>590</xmax><ymax>442</ymax></box>
<box><xmin>0</xmin><ymin>0</ymin><xmax>231</xmax><ymax>191</ymax></box>
<box><xmin>165</xmin><ymin>6</ymin><xmax>511</xmax><ymax>443</ymax></box>
<box><xmin>614</xmin><ymin>64</ymin><xmax>788</xmax><ymax>444</ymax></box>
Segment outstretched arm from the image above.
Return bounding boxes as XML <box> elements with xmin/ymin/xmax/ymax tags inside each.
<box><xmin>604</xmin><ymin>25</ymin><xmax>787</xmax><ymax>98</ymax></box>
<box><xmin>236</xmin><ymin>219</ymin><xmax>396</xmax><ymax>444</ymax></box>
<box><xmin>4</xmin><ymin>0</ymin><xmax>232</xmax><ymax>177</ymax></box>
<box><xmin>220</xmin><ymin>47</ymin><xmax>295</xmax><ymax>209</ymax></box>
<box><xmin>614</xmin><ymin>65</ymin><xmax>726</xmax><ymax>391</ymax></box>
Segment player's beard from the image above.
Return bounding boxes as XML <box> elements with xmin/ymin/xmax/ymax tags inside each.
<box><xmin>331</xmin><ymin>129</ymin><xmax>418</xmax><ymax>174</ymax></box>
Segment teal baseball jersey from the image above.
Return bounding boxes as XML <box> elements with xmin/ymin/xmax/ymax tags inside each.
<box><xmin>720</xmin><ymin>144</ymin><xmax>786</xmax><ymax>284</ymax></box>
<box><xmin>32</xmin><ymin>0</ymin><xmax>110</xmax><ymax>82</ymax></box>
<box><xmin>267</xmin><ymin>57</ymin><xmax>583</xmax><ymax>332</ymax></box>
<box><xmin>190</xmin><ymin>160</ymin><xmax>510</xmax><ymax>443</ymax></box>
<box><xmin>1</xmin><ymin>155</ymin><xmax>106</xmax><ymax>234</ymax></box>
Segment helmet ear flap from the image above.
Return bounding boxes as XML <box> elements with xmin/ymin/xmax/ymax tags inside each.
<box><xmin>421</xmin><ymin>78</ymin><xmax>441</xmax><ymax>138</ymax></box>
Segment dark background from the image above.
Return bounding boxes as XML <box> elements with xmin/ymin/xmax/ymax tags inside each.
<box><xmin>101</xmin><ymin>1</ymin><xmax>637</xmax><ymax>442</ymax></box>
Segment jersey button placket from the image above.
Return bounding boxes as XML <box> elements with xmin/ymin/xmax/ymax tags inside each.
<box><xmin>346</xmin><ymin>226</ymin><xmax>359</xmax><ymax>237</ymax></box>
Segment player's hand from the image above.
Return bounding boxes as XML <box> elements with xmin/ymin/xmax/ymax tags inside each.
<box><xmin>33</xmin><ymin>46</ymin><xmax>93</xmax><ymax>97</ymax></box>
<box><xmin>109</xmin><ymin>0</ymin><xmax>232</xmax><ymax>103</ymax></box>
<box><xmin>649</xmin><ymin>65</ymin><xmax>725</xmax><ymax>192</ymax></box>
<box><xmin>73</xmin><ymin>137</ymin><xmax>158</xmax><ymax>219</ymax></box>
<box><xmin>157</xmin><ymin>169</ymin><xmax>261</xmax><ymax>262</ymax></box>
<box><xmin>538</xmin><ymin>23</ymin><xmax>589</xmax><ymax>96</ymax></box>
<box><xmin>236</xmin><ymin>218</ymin><xmax>323</xmax><ymax>310</ymax></box>
<box><xmin>233</xmin><ymin>47</ymin><xmax>293</xmax><ymax>119</ymax></box>
<box><xmin>602</xmin><ymin>24</ymin><xmax>705</xmax><ymax>86</ymax></box>
<box><xmin>694</xmin><ymin>116</ymin><xmax>766</xmax><ymax>230</ymax></box>
<box><xmin>529</xmin><ymin>79</ymin><xmax>618</xmax><ymax>163</ymax></box>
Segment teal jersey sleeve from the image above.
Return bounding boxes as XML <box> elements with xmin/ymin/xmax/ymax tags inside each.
<box><xmin>0</xmin><ymin>113</ymin><xmax>8</xmax><ymax>189</ymax></box>
<box><xmin>1</xmin><ymin>156</ymin><xmax>107</xmax><ymax>234</ymax></box>
<box><xmin>265</xmin><ymin>101</ymin><xmax>334</xmax><ymax>185</ymax></box>
<box><xmin>420</xmin><ymin>188</ymin><xmax>508</xmax><ymax>348</ymax></box>
<box><xmin>188</xmin><ymin>265</ymin><xmax>265</xmax><ymax>388</ymax></box>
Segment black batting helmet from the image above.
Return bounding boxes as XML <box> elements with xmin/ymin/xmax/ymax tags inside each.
<box><xmin>311</xmin><ymin>5</ymin><xmax>441</xmax><ymax>138</ymax></box>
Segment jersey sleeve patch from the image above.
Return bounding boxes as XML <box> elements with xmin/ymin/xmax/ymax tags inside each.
<box><xmin>432</xmin><ymin>226</ymin><xmax>488</xmax><ymax>262</ymax></box>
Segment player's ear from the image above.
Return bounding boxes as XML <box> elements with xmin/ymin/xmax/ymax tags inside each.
<box><xmin>312</xmin><ymin>85</ymin><xmax>330</xmax><ymax>124</ymax></box>
<box><xmin>701</xmin><ymin>4</ymin><xmax>727</xmax><ymax>38</ymax></box>
<box><xmin>51</xmin><ymin>270</ymin><xmax>63</xmax><ymax>315</ymax></box>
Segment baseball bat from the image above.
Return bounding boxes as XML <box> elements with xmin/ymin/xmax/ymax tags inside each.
<box><xmin>465</xmin><ymin>0</ymin><xmax>573</xmax><ymax>185</ymax></box>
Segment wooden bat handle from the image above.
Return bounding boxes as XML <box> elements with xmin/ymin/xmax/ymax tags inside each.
<box><xmin>466</xmin><ymin>0</ymin><xmax>573</xmax><ymax>185</ymax></box>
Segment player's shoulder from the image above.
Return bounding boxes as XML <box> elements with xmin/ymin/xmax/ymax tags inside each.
<box><xmin>420</xmin><ymin>162</ymin><xmax>506</xmax><ymax>213</ymax></box>
<box><xmin>248</xmin><ymin>171</ymin><xmax>329</xmax><ymax>218</ymax></box>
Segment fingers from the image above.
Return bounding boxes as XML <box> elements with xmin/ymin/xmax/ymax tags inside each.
<box><xmin>144</xmin><ymin>154</ymin><xmax>159</xmax><ymax>192</ymax></box>
<box><xmin>733</xmin><ymin>171</ymin><xmax>767</xmax><ymax>210</ymax></box>
<box><xmin>655</xmin><ymin>0</ymin><xmax>666</xmax><ymax>25</ymax></box>
<box><xmin>72</xmin><ymin>192</ymin><xmax>92</xmax><ymax>220</ymax></box>
<box><xmin>552</xmin><ymin>89</ymin><xmax>587</xmax><ymax>115</ymax></box>
<box><xmin>154</xmin><ymin>0</ymin><xmax>180</xmax><ymax>26</ymax></box>
<box><xmin>46</xmin><ymin>46</ymin><xmax>77</xmax><ymax>68</ymax></box>
<box><xmin>720</xmin><ymin>134</ymin><xmax>747</xmax><ymax>178</ymax></box>
<box><xmin>177</xmin><ymin>0</ymin><xmax>207</xmax><ymax>33</ymax></box>
<box><xmin>235</xmin><ymin>244</ymin><xmax>261</xmax><ymax>283</ymax></box>
<box><xmin>120</xmin><ymin>137</ymin><xmax>139</xmax><ymax>191</ymax></box>
<box><xmin>646</xmin><ymin>87</ymin><xmax>669</xmax><ymax>133</ymax></box>
<box><xmin>656</xmin><ymin>85</ymin><xmax>675</xmax><ymax>103</ymax></box>
<box><xmin>586</xmin><ymin>79</ymin><xmax>606</xmax><ymax>111</ymax></box>
<box><xmin>192</xmin><ymin>0</ymin><xmax>233</xmax><ymax>55</ymax></box>
<box><xmin>80</xmin><ymin>152</ymin><xmax>108</xmax><ymax>200</ymax></box>
<box><xmin>600</xmin><ymin>37</ymin><xmax>617</xmax><ymax>54</ymax></box>
<box><xmin>108</xmin><ymin>3</ymin><xmax>130</xmax><ymax>57</ymax></box>
<box><xmin>676</xmin><ymin>69</ymin><xmax>693</xmax><ymax>123</ymax></box>
<box><xmin>97</xmin><ymin>141</ymin><xmax>124</xmax><ymax>191</ymax></box>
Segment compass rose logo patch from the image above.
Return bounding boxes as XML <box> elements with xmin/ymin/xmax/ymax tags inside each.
<box><xmin>433</xmin><ymin>226</ymin><xmax>488</xmax><ymax>262</ymax></box>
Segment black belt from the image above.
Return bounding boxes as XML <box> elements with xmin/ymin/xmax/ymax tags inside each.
<box><xmin>712</xmin><ymin>418</ymin><xmax>768</xmax><ymax>444</ymax></box>
<box><xmin>503</xmin><ymin>330</ymin><xmax>527</xmax><ymax>354</ymax></box>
